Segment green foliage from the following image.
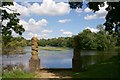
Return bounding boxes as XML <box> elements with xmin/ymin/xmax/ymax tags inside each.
<box><xmin>77</xmin><ymin>26</ymin><xmax>116</xmax><ymax>50</ymax></box>
<box><xmin>25</xmin><ymin>24</ymin><xmax>118</xmax><ymax>50</ymax></box>
<box><xmin>116</xmin><ymin>36</ymin><xmax>120</xmax><ymax>46</ymax></box>
<box><xmin>69</xmin><ymin>1</ymin><xmax>120</xmax><ymax>35</ymax></box>
<box><xmin>2</xmin><ymin>36</ymin><xmax>27</xmax><ymax>54</ymax></box>
<box><xmin>96</xmin><ymin>32</ymin><xmax>116</xmax><ymax>50</ymax></box>
<box><xmin>78</xmin><ymin>29</ymin><xmax>97</xmax><ymax>50</ymax></box>
<box><xmin>26</xmin><ymin>40</ymin><xmax>31</xmax><ymax>46</ymax></box>
<box><xmin>2</xmin><ymin>70</ymin><xmax>34</xmax><ymax>78</ymax></box>
<box><xmin>1</xmin><ymin>2</ymin><xmax>25</xmax><ymax>46</ymax></box>
<box><xmin>38</xmin><ymin>39</ymin><xmax>47</xmax><ymax>46</ymax></box>
<box><xmin>114</xmin><ymin>32</ymin><xmax>120</xmax><ymax>46</ymax></box>
<box><xmin>69</xmin><ymin>1</ymin><xmax>83</xmax><ymax>9</ymax></box>
<box><xmin>5</xmin><ymin>36</ymin><xmax>27</xmax><ymax>48</ymax></box>
<box><xmin>38</xmin><ymin>37</ymin><xmax>73</xmax><ymax>48</ymax></box>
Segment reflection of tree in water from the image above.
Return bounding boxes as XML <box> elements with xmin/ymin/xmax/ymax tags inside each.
<box><xmin>2</xmin><ymin>48</ymin><xmax>25</xmax><ymax>55</ymax></box>
<box><xmin>3</xmin><ymin>63</ymin><xmax>24</xmax><ymax>71</ymax></box>
<box><xmin>82</xmin><ymin>55</ymin><xmax>93</xmax><ymax>66</ymax></box>
<box><xmin>29</xmin><ymin>55</ymin><xmax>40</xmax><ymax>72</ymax></box>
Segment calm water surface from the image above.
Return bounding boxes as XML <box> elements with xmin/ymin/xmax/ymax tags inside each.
<box><xmin>1</xmin><ymin>46</ymin><xmax>119</xmax><ymax>71</ymax></box>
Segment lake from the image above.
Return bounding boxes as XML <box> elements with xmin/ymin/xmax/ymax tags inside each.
<box><xmin>1</xmin><ymin>46</ymin><xmax>119</xmax><ymax>71</ymax></box>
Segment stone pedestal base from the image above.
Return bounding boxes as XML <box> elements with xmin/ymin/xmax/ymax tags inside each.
<box><xmin>29</xmin><ymin>55</ymin><xmax>40</xmax><ymax>72</ymax></box>
<box><xmin>72</xmin><ymin>58</ymin><xmax>82</xmax><ymax>72</ymax></box>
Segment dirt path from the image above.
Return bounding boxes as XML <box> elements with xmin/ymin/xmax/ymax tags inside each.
<box><xmin>34</xmin><ymin>69</ymin><xmax>73</xmax><ymax>78</ymax></box>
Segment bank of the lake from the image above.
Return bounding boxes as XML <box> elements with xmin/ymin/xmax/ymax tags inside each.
<box><xmin>2</xmin><ymin>46</ymin><xmax>120</xmax><ymax>55</ymax></box>
<box><xmin>2</xmin><ymin>56</ymin><xmax>119</xmax><ymax>78</ymax></box>
<box><xmin>73</xmin><ymin>56</ymin><xmax>120</xmax><ymax>78</ymax></box>
<box><xmin>2</xmin><ymin>70</ymin><xmax>35</xmax><ymax>78</ymax></box>
<box><xmin>39</xmin><ymin>46</ymin><xmax>70</xmax><ymax>51</ymax></box>
<box><xmin>2</xmin><ymin>46</ymin><xmax>120</xmax><ymax>78</ymax></box>
<box><xmin>2</xmin><ymin>46</ymin><xmax>70</xmax><ymax>55</ymax></box>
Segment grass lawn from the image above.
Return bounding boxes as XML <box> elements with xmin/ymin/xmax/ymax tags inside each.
<box><xmin>2</xmin><ymin>70</ymin><xmax>35</xmax><ymax>79</ymax></box>
<box><xmin>39</xmin><ymin>46</ymin><xmax>70</xmax><ymax>51</ymax></box>
<box><xmin>73</xmin><ymin>56</ymin><xmax>120</xmax><ymax>78</ymax></box>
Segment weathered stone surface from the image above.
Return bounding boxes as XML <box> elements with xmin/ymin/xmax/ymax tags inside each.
<box><xmin>32</xmin><ymin>46</ymin><xmax>38</xmax><ymax>51</ymax></box>
<box><xmin>31</xmin><ymin>54</ymin><xmax>39</xmax><ymax>60</ymax></box>
<box><xmin>29</xmin><ymin>56</ymin><xmax>40</xmax><ymax>72</ymax></box>
<box><xmin>29</xmin><ymin>36</ymin><xmax>40</xmax><ymax>72</ymax></box>
<box><xmin>31</xmin><ymin>36</ymin><xmax>38</xmax><ymax>55</ymax></box>
<box><xmin>31</xmin><ymin>51</ymin><xmax>38</xmax><ymax>55</ymax></box>
<box><xmin>31</xmin><ymin>36</ymin><xmax>38</xmax><ymax>42</ymax></box>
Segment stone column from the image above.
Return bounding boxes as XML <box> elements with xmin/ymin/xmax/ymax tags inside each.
<box><xmin>72</xmin><ymin>35</ymin><xmax>82</xmax><ymax>72</ymax></box>
<box><xmin>29</xmin><ymin>36</ymin><xmax>40</xmax><ymax>72</ymax></box>
<box><xmin>31</xmin><ymin>36</ymin><xmax>38</xmax><ymax>55</ymax></box>
<box><xmin>29</xmin><ymin>56</ymin><xmax>40</xmax><ymax>72</ymax></box>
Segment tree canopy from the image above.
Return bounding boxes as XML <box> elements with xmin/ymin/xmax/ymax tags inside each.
<box><xmin>1</xmin><ymin>2</ymin><xmax>25</xmax><ymax>45</ymax></box>
<box><xmin>69</xmin><ymin>0</ymin><xmax>120</xmax><ymax>35</ymax></box>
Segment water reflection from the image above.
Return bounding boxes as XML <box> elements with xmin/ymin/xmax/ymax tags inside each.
<box><xmin>3</xmin><ymin>63</ymin><xmax>24</xmax><ymax>71</ymax></box>
<box><xmin>1</xmin><ymin>47</ymin><xmax>119</xmax><ymax>71</ymax></box>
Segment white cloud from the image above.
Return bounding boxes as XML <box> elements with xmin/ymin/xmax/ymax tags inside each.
<box><xmin>10</xmin><ymin>2</ymin><xmax>30</xmax><ymax>16</ymax></box>
<box><xmin>28</xmin><ymin>18</ymin><xmax>47</xmax><ymax>26</ymax></box>
<box><xmin>20</xmin><ymin>2</ymin><xmax>31</xmax><ymax>7</ymax></box>
<box><xmin>63</xmin><ymin>31</ymin><xmax>73</xmax><ymax>35</ymax></box>
<box><xmin>28</xmin><ymin>32</ymin><xmax>47</xmax><ymax>39</ymax></box>
<box><xmin>85</xmin><ymin>27</ymin><xmax>99</xmax><ymax>33</ymax></box>
<box><xmin>84</xmin><ymin>2</ymin><xmax>108</xmax><ymax>20</ymax></box>
<box><xmin>58</xmin><ymin>19</ymin><xmax>71</xmax><ymax>23</ymax></box>
<box><xmin>12</xmin><ymin>30</ymin><xmax>20</xmax><ymax>37</ymax></box>
<box><xmin>18</xmin><ymin>18</ymin><xmax>50</xmax><ymax>39</ymax></box>
<box><xmin>33</xmin><ymin>0</ymin><xmax>70</xmax><ymax>16</ymax></box>
<box><xmin>2</xmin><ymin>19</ymin><xmax>10</xmax><ymax>26</ymax></box>
<box><xmin>30</xmin><ymin>0</ymin><xmax>71</xmax><ymax>16</ymax></box>
<box><xmin>60</xmin><ymin>29</ymin><xmax>64</xmax><ymax>32</ymax></box>
<box><xmin>60</xmin><ymin>29</ymin><xmax>73</xmax><ymax>37</ymax></box>
<box><xmin>76</xmin><ymin>7</ymin><xmax>83</xmax><ymax>13</ymax></box>
<box><xmin>42</xmin><ymin>29</ymin><xmax>53</xmax><ymax>33</ymax></box>
<box><xmin>84</xmin><ymin>7</ymin><xmax>92</xmax><ymax>13</ymax></box>
<box><xmin>19</xmin><ymin>18</ymin><xmax>48</xmax><ymax>32</ymax></box>
<box><xmin>84</xmin><ymin>14</ymin><xmax>97</xmax><ymax>20</ymax></box>
<box><xmin>4</xmin><ymin>0</ymin><xmax>70</xmax><ymax>16</ymax></box>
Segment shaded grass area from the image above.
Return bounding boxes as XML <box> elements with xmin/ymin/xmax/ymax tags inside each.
<box><xmin>73</xmin><ymin>56</ymin><xmax>120</xmax><ymax>78</ymax></box>
<box><xmin>39</xmin><ymin>46</ymin><xmax>70</xmax><ymax>51</ymax></box>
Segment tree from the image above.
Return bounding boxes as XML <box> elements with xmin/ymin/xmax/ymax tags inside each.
<box><xmin>38</xmin><ymin>39</ymin><xmax>47</xmax><ymax>47</ymax></box>
<box><xmin>76</xmin><ymin>27</ymin><xmax>116</xmax><ymax>50</ymax></box>
<box><xmin>5</xmin><ymin>36</ymin><xmax>27</xmax><ymax>48</ymax></box>
<box><xmin>69</xmin><ymin>0</ymin><xmax>120</xmax><ymax>34</ymax></box>
<box><xmin>1</xmin><ymin>1</ymin><xmax>25</xmax><ymax>45</ymax></box>
<box><xmin>78</xmin><ymin>29</ymin><xmax>97</xmax><ymax>50</ymax></box>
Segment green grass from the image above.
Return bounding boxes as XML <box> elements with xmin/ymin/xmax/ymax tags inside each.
<box><xmin>39</xmin><ymin>46</ymin><xmax>70</xmax><ymax>51</ymax></box>
<box><xmin>73</xmin><ymin>56</ymin><xmax>120</xmax><ymax>78</ymax></box>
<box><xmin>0</xmin><ymin>42</ymin><xmax>2</xmax><ymax>54</ymax></box>
<box><xmin>115</xmin><ymin>46</ymin><xmax>120</xmax><ymax>49</ymax></box>
<box><xmin>2</xmin><ymin>70</ymin><xmax>35</xmax><ymax>78</ymax></box>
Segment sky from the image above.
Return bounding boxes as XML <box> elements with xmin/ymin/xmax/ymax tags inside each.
<box><xmin>2</xmin><ymin>0</ymin><xmax>108</xmax><ymax>40</ymax></box>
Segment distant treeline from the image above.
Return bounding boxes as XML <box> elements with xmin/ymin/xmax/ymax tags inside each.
<box><xmin>26</xmin><ymin>28</ymin><xmax>119</xmax><ymax>50</ymax></box>
<box><xmin>26</xmin><ymin>37</ymin><xmax>73</xmax><ymax>47</ymax></box>
<box><xmin>2</xmin><ymin>26</ymin><xmax>120</xmax><ymax>51</ymax></box>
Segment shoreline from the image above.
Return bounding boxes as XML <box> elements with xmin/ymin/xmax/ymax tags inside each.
<box><xmin>39</xmin><ymin>46</ymin><xmax>70</xmax><ymax>51</ymax></box>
